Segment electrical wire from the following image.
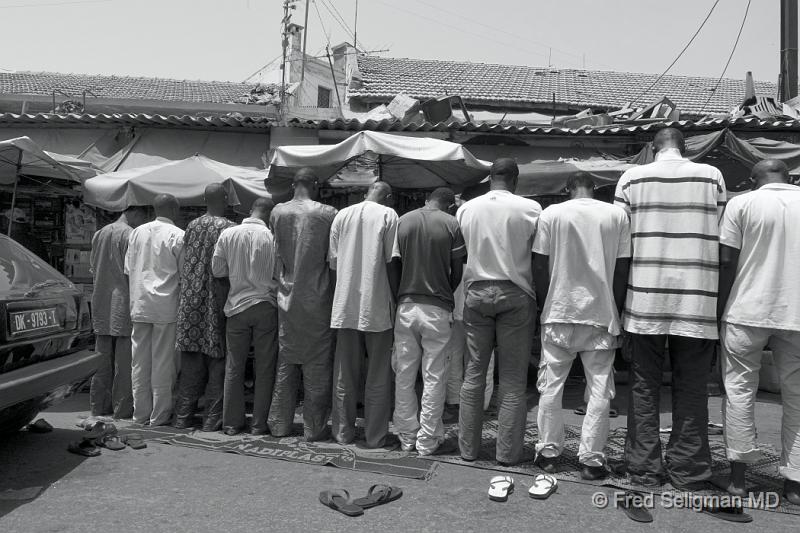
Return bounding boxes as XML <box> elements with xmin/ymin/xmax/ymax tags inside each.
<box><xmin>312</xmin><ymin>0</ymin><xmax>332</xmax><ymax>44</ymax></box>
<box><xmin>631</xmin><ymin>0</ymin><xmax>721</xmax><ymax>105</ymax></box>
<box><xmin>697</xmin><ymin>0</ymin><xmax>752</xmax><ymax>115</ymax></box>
<box><xmin>318</xmin><ymin>0</ymin><xmax>366</xmax><ymax>51</ymax></box>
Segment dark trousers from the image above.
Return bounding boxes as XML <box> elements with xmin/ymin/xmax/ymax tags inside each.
<box><xmin>624</xmin><ymin>333</ymin><xmax>714</xmax><ymax>485</ymax></box>
<box><xmin>175</xmin><ymin>351</ymin><xmax>225</xmax><ymax>425</ymax></box>
<box><xmin>223</xmin><ymin>302</ymin><xmax>278</xmax><ymax>432</ymax></box>
<box><xmin>90</xmin><ymin>335</ymin><xmax>133</xmax><ymax>419</ymax></box>
<box><xmin>268</xmin><ymin>352</ymin><xmax>333</xmax><ymax>441</ymax></box>
<box><xmin>459</xmin><ymin>281</ymin><xmax>534</xmax><ymax>465</ymax></box>
<box><xmin>331</xmin><ymin>328</ymin><xmax>393</xmax><ymax>448</ymax></box>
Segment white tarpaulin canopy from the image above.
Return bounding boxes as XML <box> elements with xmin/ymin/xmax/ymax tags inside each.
<box><xmin>83</xmin><ymin>155</ymin><xmax>269</xmax><ymax>212</ymax></box>
<box><xmin>0</xmin><ymin>136</ymin><xmax>97</xmax><ymax>185</ymax></box>
<box><xmin>267</xmin><ymin>131</ymin><xmax>491</xmax><ymax>194</ymax></box>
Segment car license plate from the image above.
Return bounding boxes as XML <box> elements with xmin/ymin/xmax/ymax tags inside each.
<box><xmin>9</xmin><ymin>308</ymin><xmax>60</xmax><ymax>334</ymax></box>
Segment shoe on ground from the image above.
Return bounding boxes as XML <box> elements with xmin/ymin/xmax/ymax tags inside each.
<box><xmin>629</xmin><ymin>473</ymin><xmax>663</xmax><ymax>488</ymax></box>
<box><xmin>535</xmin><ymin>454</ymin><xmax>558</xmax><ymax>474</ymax></box>
<box><xmin>202</xmin><ymin>418</ymin><xmax>222</xmax><ymax>432</ymax></box>
<box><xmin>223</xmin><ymin>427</ymin><xmax>242</xmax><ymax>436</ymax></box>
<box><xmin>784</xmin><ymin>479</ymin><xmax>800</xmax><ymax>506</ymax></box>
<box><xmin>173</xmin><ymin>418</ymin><xmax>194</xmax><ymax>430</ymax></box>
<box><xmin>580</xmin><ymin>463</ymin><xmax>608</xmax><ymax>481</ymax></box>
<box><xmin>250</xmin><ymin>427</ymin><xmax>269</xmax><ymax>436</ymax></box>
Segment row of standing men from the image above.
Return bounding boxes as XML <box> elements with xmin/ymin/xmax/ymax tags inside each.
<box><xmin>88</xmin><ymin>127</ymin><xmax>800</xmax><ymax>502</ymax></box>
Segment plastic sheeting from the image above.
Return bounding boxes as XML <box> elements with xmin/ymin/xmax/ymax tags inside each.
<box><xmin>82</xmin><ymin>155</ymin><xmax>269</xmax><ymax>212</ymax></box>
<box><xmin>267</xmin><ymin>131</ymin><xmax>491</xmax><ymax>194</ymax></box>
<box><xmin>0</xmin><ymin>136</ymin><xmax>96</xmax><ymax>184</ymax></box>
<box><xmin>631</xmin><ymin>129</ymin><xmax>800</xmax><ymax>188</ymax></box>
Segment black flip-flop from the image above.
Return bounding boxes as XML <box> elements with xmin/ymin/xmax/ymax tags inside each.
<box><xmin>618</xmin><ymin>491</ymin><xmax>653</xmax><ymax>523</ymax></box>
<box><xmin>27</xmin><ymin>418</ymin><xmax>53</xmax><ymax>433</ymax></box>
<box><xmin>352</xmin><ymin>484</ymin><xmax>403</xmax><ymax>509</ymax></box>
<box><xmin>67</xmin><ymin>440</ymin><xmax>101</xmax><ymax>457</ymax></box>
<box><xmin>573</xmin><ymin>406</ymin><xmax>587</xmax><ymax>416</ymax></box>
<box><xmin>98</xmin><ymin>435</ymin><xmax>126</xmax><ymax>451</ymax></box>
<box><xmin>319</xmin><ymin>489</ymin><xmax>364</xmax><ymax>517</ymax></box>
<box><xmin>701</xmin><ymin>505</ymin><xmax>753</xmax><ymax>523</ymax></box>
<box><xmin>123</xmin><ymin>434</ymin><xmax>147</xmax><ymax>450</ymax></box>
<box><xmin>609</xmin><ymin>408</ymin><xmax>619</xmax><ymax>418</ymax></box>
<box><xmin>84</xmin><ymin>422</ymin><xmax>117</xmax><ymax>440</ymax></box>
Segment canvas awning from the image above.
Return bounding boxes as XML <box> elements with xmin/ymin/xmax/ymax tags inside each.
<box><xmin>631</xmin><ymin>129</ymin><xmax>800</xmax><ymax>189</ymax></box>
<box><xmin>82</xmin><ymin>155</ymin><xmax>269</xmax><ymax>212</ymax></box>
<box><xmin>0</xmin><ymin>136</ymin><xmax>97</xmax><ymax>185</ymax></box>
<box><xmin>267</xmin><ymin>131</ymin><xmax>491</xmax><ymax>195</ymax></box>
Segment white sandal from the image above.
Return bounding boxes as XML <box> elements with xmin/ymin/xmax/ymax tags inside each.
<box><xmin>528</xmin><ymin>474</ymin><xmax>558</xmax><ymax>499</ymax></box>
<box><xmin>488</xmin><ymin>475</ymin><xmax>515</xmax><ymax>502</ymax></box>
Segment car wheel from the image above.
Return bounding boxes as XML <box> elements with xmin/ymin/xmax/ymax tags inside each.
<box><xmin>0</xmin><ymin>399</ymin><xmax>41</xmax><ymax>435</ymax></box>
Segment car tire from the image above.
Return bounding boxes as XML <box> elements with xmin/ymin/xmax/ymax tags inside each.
<box><xmin>0</xmin><ymin>399</ymin><xmax>41</xmax><ymax>435</ymax></box>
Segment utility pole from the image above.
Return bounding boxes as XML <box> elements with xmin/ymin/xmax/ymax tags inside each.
<box><xmin>354</xmin><ymin>0</ymin><xmax>359</xmax><ymax>52</ymax></box>
<box><xmin>301</xmin><ymin>0</ymin><xmax>309</xmax><ymax>82</ymax></box>
<box><xmin>280</xmin><ymin>0</ymin><xmax>296</xmax><ymax>123</ymax></box>
<box><xmin>780</xmin><ymin>0</ymin><xmax>798</xmax><ymax>101</ymax></box>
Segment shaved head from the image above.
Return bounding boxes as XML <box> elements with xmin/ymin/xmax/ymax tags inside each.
<box><xmin>490</xmin><ymin>158</ymin><xmax>519</xmax><ymax>192</ymax></box>
<box><xmin>653</xmin><ymin>127</ymin><xmax>685</xmax><ymax>154</ymax></box>
<box><xmin>205</xmin><ymin>182</ymin><xmax>228</xmax><ymax>216</ymax></box>
<box><xmin>250</xmin><ymin>197</ymin><xmax>275</xmax><ymax>224</ymax></box>
<box><xmin>153</xmin><ymin>193</ymin><xmax>180</xmax><ymax>222</ymax></box>
<box><xmin>751</xmin><ymin>159</ymin><xmax>790</xmax><ymax>188</ymax></box>
<box><xmin>366</xmin><ymin>181</ymin><xmax>393</xmax><ymax>205</ymax></box>
<box><xmin>293</xmin><ymin>167</ymin><xmax>320</xmax><ymax>200</ymax></box>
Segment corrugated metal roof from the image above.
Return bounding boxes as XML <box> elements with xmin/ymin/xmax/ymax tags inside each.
<box><xmin>352</xmin><ymin>56</ymin><xmax>778</xmax><ymax>116</ymax></box>
<box><xmin>289</xmin><ymin>117</ymin><xmax>800</xmax><ymax>135</ymax></box>
<box><xmin>0</xmin><ymin>112</ymin><xmax>272</xmax><ymax>129</ymax></box>
<box><xmin>0</xmin><ymin>71</ymin><xmax>277</xmax><ymax>106</ymax></box>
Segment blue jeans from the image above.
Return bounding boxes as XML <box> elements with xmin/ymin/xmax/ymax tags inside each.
<box><xmin>459</xmin><ymin>281</ymin><xmax>535</xmax><ymax>464</ymax></box>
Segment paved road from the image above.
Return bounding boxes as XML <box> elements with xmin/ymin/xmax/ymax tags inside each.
<box><xmin>0</xmin><ymin>385</ymin><xmax>793</xmax><ymax>533</ymax></box>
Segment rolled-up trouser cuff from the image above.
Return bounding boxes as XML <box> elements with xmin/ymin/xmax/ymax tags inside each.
<box><xmin>779</xmin><ymin>466</ymin><xmax>800</xmax><ymax>482</ymax></box>
<box><xmin>726</xmin><ymin>446</ymin><xmax>762</xmax><ymax>464</ymax></box>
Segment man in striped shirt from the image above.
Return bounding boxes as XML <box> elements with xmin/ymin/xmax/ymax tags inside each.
<box><xmin>614</xmin><ymin>128</ymin><xmax>726</xmax><ymax>488</ymax></box>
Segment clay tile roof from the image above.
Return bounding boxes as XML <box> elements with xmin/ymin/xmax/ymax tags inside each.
<box><xmin>0</xmin><ymin>71</ymin><xmax>276</xmax><ymax>105</ymax></box>
<box><xmin>352</xmin><ymin>56</ymin><xmax>777</xmax><ymax>116</ymax></box>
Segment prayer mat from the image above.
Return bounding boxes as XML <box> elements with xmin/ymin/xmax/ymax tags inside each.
<box><xmin>423</xmin><ymin>421</ymin><xmax>800</xmax><ymax>515</ymax></box>
<box><xmin>118</xmin><ymin>424</ymin><xmax>437</xmax><ymax>481</ymax></box>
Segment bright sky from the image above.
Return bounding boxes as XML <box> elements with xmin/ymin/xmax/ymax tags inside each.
<box><xmin>0</xmin><ymin>0</ymin><xmax>786</xmax><ymax>85</ymax></box>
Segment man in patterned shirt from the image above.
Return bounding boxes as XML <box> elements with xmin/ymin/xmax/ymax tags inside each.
<box><xmin>174</xmin><ymin>184</ymin><xmax>235</xmax><ymax>431</ymax></box>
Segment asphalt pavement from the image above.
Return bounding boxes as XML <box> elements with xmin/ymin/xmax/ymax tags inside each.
<box><xmin>0</xmin><ymin>384</ymin><xmax>794</xmax><ymax>533</ymax></box>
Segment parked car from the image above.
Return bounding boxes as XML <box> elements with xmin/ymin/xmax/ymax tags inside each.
<box><xmin>0</xmin><ymin>234</ymin><xmax>100</xmax><ymax>434</ymax></box>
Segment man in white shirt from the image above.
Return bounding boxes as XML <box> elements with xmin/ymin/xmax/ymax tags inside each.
<box><xmin>212</xmin><ymin>198</ymin><xmax>278</xmax><ymax>436</ymax></box>
<box><xmin>456</xmin><ymin>158</ymin><xmax>541</xmax><ymax>466</ymax></box>
<box><xmin>718</xmin><ymin>159</ymin><xmax>800</xmax><ymax>505</ymax></box>
<box><xmin>532</xmin><ymin>172</ymin><xmax>631</xmax><ymax>480</ymax></box>
<box><xmin>125</xmin><ymin>194</ymin><xmax>185</xmax><ymax>426</ymax></box>
<box><xmin>329</xmin><ymin>182</ymin><xmax>400</xmax><ymax>449</ymax></box>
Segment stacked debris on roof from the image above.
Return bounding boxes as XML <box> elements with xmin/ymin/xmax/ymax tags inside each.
<box><xmin>235</xmin><ymin>82</ymin><xmax>281</xmax><ymax>106</ymax></box>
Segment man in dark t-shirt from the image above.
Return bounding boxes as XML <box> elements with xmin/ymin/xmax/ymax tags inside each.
<box><xmin>393</xmin><ymin>187</ymin><xmax>465</xmax><ymax>455</ymax></box>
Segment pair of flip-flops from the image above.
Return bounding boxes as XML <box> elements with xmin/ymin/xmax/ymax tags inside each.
<box><xmin>96</xmin><ymin>433</ymin><xmax>147</xmax><ymax>451</ymax></box>
<box><xmin>488</xmin><ymin>474</ymin><xmax>558</xmax><ymax>502</ymax></box>
<box><xmin>319</xmin><ymin>484</ymin><xmax>403</xmax><ymax>517</ymax></box>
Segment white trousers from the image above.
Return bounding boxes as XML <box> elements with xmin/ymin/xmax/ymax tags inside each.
<box><xmin>392</xmin><ymin>302</ymin><xmax>452</xmax><ymax>453</ymax></box>
<box><xmin>131</xmin><ymin>321</ymin><xmax>178</xmax><ymax>426</ymax></box>
<box><xmin>536</xmin><ymin>324</ymin><xmax>616</xmax><ymax>465</ymax></box>
<box><xmin>721</xmin><ymin>322</ymin><xmax>800</xmax><ymax>482</ymax></box>
<box><xmin>444</xmin><ymin>320</ymin><xmax>494</xmax><ymax>410</ymax></box>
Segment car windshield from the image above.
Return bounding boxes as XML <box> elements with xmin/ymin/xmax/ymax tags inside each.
<box><xmin>0</xmin><ymin>235</ymin><xmax>72</xmax><ymax>298</ymax></box>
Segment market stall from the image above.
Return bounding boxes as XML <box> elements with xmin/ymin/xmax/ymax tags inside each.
<box><xmin>267</xmin><ymin>131</ymin><xmax>491</xmax><ymax>208</ymax></box>
<box><xmin>82</xmin><ymin>154</ymin><xmax>270</xmax><ymax>215</ymax></box>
